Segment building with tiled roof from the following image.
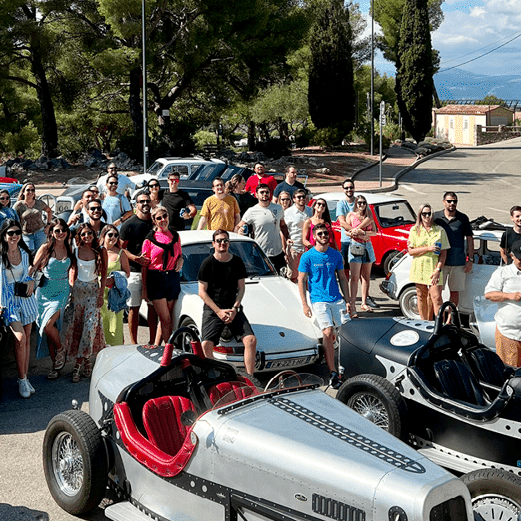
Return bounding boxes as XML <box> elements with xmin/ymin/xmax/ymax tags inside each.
<box><xmin>433</xmin><ymin>104</ymin><xmax>514</xmax><ymax>145</ymax></box>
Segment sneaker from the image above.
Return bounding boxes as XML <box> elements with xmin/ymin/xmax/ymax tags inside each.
<box><xmin>26</xmin><ymin>378</ymin><xmax>35</xmax><ymax>395</ymax></box>
<box><xmin>18</xmin><ymin>378</ymin><xmax>31</xmax><ymax>399</ymax></box>
<box><xmin>329</xmin><ymin>371</ymin><xmax>342</xmax><ymax>390</ymax></box>
<box><xmin>366</xmin><ymin>296</ymin><xmax>380</xmax><ymax>309</ymax></box>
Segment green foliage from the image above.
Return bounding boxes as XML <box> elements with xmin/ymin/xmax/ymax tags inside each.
<box><xmin>383</xmin><ymin>122</ymin><xmax>402</xmax><ymax>142</ymax></box>
<box><xmin>295</xmin><ymin>126</ymin><xmax>316</xmax><ymax>148</ymax></box>
<box><xmin>396</xmin><ymin>0</ymin><xmax>434</xmax><ymax>142</ymax></box>
<box><xmin>312</xmin><ymin>127</ymin><xmax>342</xmax><ymax>149</ymax></box>
<box><xmin>475</xmin><ymin>95</ymin><xmax>504</xmax><ymax>106</ymax></box>
<box><xmin>308</xmin><ymin>0</ymin><xmax>355</xmax><ymax>133</ymax></box>
<box><xmin>148</xmin><ymin>121</ymin><xmax>197</xmax><ymax>159</ymax></box>
<box><xmin>1</xmin><ymin>122</ymin><xmax>41</xmax><ymax>157</ymax></box>
<box><xmin>194</xmin><ymin>130</ymin><xmax>217</xmax><ymax>150</ymax></box>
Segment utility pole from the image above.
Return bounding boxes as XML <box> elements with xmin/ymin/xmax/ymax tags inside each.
<box><xmin>142</xmin><ymin>0</ymin><xmax>148</xmax><ymax>174</ymax></box>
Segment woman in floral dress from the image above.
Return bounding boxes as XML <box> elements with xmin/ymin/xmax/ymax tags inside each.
<box><xmin>63</xmin><ymin>222</ymin><xmax>108</xmax><ymax>382</ymax></box>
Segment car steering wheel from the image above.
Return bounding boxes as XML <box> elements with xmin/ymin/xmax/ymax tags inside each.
<box><xmin>264</xmin><ymin>370</ymin><xmax>303</xmax><ymax>392</ymax></box>
<box><xmin>433</xmin><ymin>301</ymin><xmax>461</xmax><ymax>335</ymax></box>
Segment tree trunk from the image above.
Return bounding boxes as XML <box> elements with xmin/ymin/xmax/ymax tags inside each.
<box><xmin>29</xmin><ymin>47</ymin><xmax>58</xmax><ymax>158</ymax></box>
<box><xmin>248</xmin><ymin>121</ymin><xmax>256</xmax><ymax>150</ymax></box>
<box><xmin>129</xmin><ymin>67</ymin><xmax>143</xmax><ymax>137</ymax></box>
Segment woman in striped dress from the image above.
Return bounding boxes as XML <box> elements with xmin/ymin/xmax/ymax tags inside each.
<box><xmin>0</xmin><ymin>219</ymin><xmax>38</xmax><ymax>398</ymax></box>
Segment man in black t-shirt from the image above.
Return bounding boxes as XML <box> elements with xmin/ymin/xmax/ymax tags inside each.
<box><xmin>500</xmin><ymin>206</ymin><xmax>521</xmax><ymax>265</ymax></box>
<box><xmin>198</xmin><ymin>229</ymin><xmax>257</xmax><ymax>375</ymax></box>
<box><xmin>162</xmin><ymin>171</ymin><xmax>197</xmax><ymax>231</ymax></box>
<box><xmin>120</xmin><ymin>193</ymin><xmax>159</xmax><ymax>344</ymax></box>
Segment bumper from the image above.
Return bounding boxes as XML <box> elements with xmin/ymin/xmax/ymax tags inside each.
<box><xmin>213</xmin><ymin>346</ymin><xmax>320</xmax><ymax>372</ymax></box>
<box><xmin>380</xmin><ymin>279</ymin><xmax>397</xmax><ymax>300</ymax></box>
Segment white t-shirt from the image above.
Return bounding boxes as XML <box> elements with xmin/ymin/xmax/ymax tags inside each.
<box><xmin>242</xmin><ymin>203</ymin><xmax>284</xmax><ymax>257</ymax></box>
<box><xmin>284</xmin><ymin>205</ymin><xmax>312</xmax><ymax>252</ymax></box>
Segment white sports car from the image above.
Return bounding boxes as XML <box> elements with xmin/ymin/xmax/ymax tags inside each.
<box><xmin>141</xmin><ymin>231</ymin><xmax>322</xmax><ymax>372</ymax></box>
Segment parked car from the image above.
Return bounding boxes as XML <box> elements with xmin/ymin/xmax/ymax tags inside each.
<box><xmin>380</xmin><ymin>228</ymin><xmax>503</xmax><ymax>337</ymax></box>
<box><xmin>310</xmin><ymin>192</ymin><xmax>416</xmax><ymax>273</ymax></box>
<box><xmin>334</xmin><ymin>301</ymin><xmax>521</xmax><ymax>521</ymax></box>
<box><xmin>140</xmin><ymin>231</ymin><xmax>322</xmax><ymax>372</ymax></box>
<box><xmin>42</xmin><ymin>326</ymin><xmax>474</xmax><ymax>520</ymax></box>
<box><xmin>130</xmin><ymin>157</ymin><xmax>225</xmax><ymax>190</ymax></box>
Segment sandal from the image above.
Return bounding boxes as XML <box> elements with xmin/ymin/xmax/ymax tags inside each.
<box><xmin>54</xmin><ymin>348</ymin><xmax>66</xmax><ymax>372</ymax></box>
<box><xmin>350</xmin><ymin>311</ymin><xmax>358</xmax><ymax>319</ymax></box>
<box><xmin>82</xmin><ymin>358</ymin><xmax>92</xmax><ymax>378</ymax></box>
<box><xmin>71</xmin><ymin>362</ymin><xmax>82</xmax><ymax>383</ymax></box>
<box><xmin>46</xmin><ymin>368</ymin><xmax>59</xmax><ymax>380</ymax></box>
<box><xmin>361</xmin><ymin>304</ymin><xmax>373</xmax><ymax>313</ymax></box>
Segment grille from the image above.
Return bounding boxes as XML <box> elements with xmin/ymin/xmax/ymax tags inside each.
<box><xmin>312</xmin><ymin>494</ymin><xmax>365</xmax><ymax>521</ymax></box>
<box><xmin>430</xmin><ymin>496</ymin><xmax>467</xmax><ymax>521</ymax></box>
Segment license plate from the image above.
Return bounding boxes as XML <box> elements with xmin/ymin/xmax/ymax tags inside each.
<box><xmin>56</xmin><ymin>201</ymin><xmax>72</xmax><ymax>213</ymax></box>
<box><xmin>266</xmin><ymin>356</ymin><xmax>310</xmax><ymax>369</ymax></box>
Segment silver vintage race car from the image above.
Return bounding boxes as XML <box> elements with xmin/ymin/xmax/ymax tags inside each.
<box><xmin>42</xmin><ymin>328</ymin><xmax>474</xmax><ymax>521</ymax></box>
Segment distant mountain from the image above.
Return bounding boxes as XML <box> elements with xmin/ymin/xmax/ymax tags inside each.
<box><xmin>434</xmin><ymin>68</ymin><xmax>521</xmax><ymax>101</ymax></box>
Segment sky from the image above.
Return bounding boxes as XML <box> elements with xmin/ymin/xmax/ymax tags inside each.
<box><xmin>356</xmin><ymin>0</ymin><xmax>521</xmax><ymax>79</ymax></box>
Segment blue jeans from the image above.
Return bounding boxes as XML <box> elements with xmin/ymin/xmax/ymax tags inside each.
<box><xmin>23</xmin><ymin>228</ymin><xmax>47</xmax><ymax>253</ymax></box>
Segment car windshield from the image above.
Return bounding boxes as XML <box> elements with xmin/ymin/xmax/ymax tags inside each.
<box><xmin>374</xmin><ymin>201</ymin><xmax>416</xmax><ymax>227</ymax></box>
<box><xmin>211</xmin><ymin>374</ymin><xmax>324</xmax><ymax>412</ymax></box>
<box><xmin>147</xmin><ymin>161</ymin><xmax>164</xmax><ymax>175</ymax></box>
<box><xmin>180</xmin><ymin>240</ymin><xmax>276</xmax><ymax>282</ymax></box>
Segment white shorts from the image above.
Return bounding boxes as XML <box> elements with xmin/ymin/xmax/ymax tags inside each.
<box><xmin>311</xmin><ymin>300</ymin><xmax>345</xmax><ymax>330</ymax></box>
<box><xmin>127</xmin><ymin>272</ymin><xmax>143</xmax><ymax>307</ymax></box>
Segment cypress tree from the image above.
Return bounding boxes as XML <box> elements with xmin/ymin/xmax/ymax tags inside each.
<box><xmin>396</xmin><ymin>0</ymin><xmax>434</xmax><ymax>142</ymax></box>
<box><xmin>308</xmin><ymin>0</ymin><xmax>355</xmax><ymax>136</ymax></box>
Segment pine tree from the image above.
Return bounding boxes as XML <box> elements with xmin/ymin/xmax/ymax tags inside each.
<box><xmin>308</xmin><ymin>0</ymin><xmax>355</xmax><ymax>136</ymax></box>
<box><xmin>396</xmin><ymin>0</ymin><xmax>434</xmax><ymax>142</ymax></box>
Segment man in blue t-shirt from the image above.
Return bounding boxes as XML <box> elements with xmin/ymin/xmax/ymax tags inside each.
<box><xmin>298</xmin><ymin>223</ymin><xmax>350</xmax><ymax>388</ymax></box>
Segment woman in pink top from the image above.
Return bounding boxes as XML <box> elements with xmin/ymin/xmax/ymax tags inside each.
<box><xmin>302</xmin><ymin>198</ymin><xmax>337</xmax><ymax>250</ymax></box>
<box><xmin>141</xmin><ymin>206</ymin><xmax>183</xmax><ymax>344</ymax></box>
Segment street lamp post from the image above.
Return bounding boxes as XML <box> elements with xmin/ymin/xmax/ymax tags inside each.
<box><xmin>142</xmin><ymin>0</ymin><xmax>148</xmax><ymax>174</ymax></box>
<box><xmin>370</xmin><ymin>0</ymin><xmax>374</xmax><ymax>156</ymax></box>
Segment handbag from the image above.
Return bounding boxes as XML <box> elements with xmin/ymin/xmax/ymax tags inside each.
<box><xmin>350</xmin><ymin>241</ymin><xmax>366</xmax><ymax>257</ymax></box>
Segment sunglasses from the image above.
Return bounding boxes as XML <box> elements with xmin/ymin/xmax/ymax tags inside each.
<box><xmin>315</xmin><ymin>203</ymin><xmax>325</xmax><ymax>207</ymax></box>
<box><xmin>89</xmin><ymin>206</ymin><xmax>102</xmax><ymax>212</ymax></box>
<box><xmin>148</xmin><ymin>184</ymin><xmax>160</xmax><ymax>188</ymax></box>
<box><xmin>154</xmin><ymin>214</ymin><xmax>168</xmax><ymax>221</ymax></box>
<box><xmin>106</xmin><ymin>232</ymin><xmax>119</xmax><ymax>238</ymax></box>
<box><xmin>344</xmin><ymin>186</ymin><xmax>354</xmax><ymax>191</ymax></box>
<box><xmin>215</xmin><ymin>238</ymin><xmax>230</xmax><ymax>244</ymax></box>
<box><xmin>138</xmin><ymin>199</ymin><xmax>151</xmax><ymax>204</ymax></box>
<box><xmin>295</xmin><ymin>195</ymin><xmax>306</xmax><ymax>199</ymax></box>
<box><xmin>168</xmin><ymin>178</ymin><xmax>180</xmax><ymax>182</ymax></box>
<box><xmin>53</xmin><ymin>228</ymin><xmax>66</xmax><ymax>234</ymax></box>
<box><xmin>6</xmin><ymin>230</ymin><xmax>21</xmax><ymax>236</ymax></box>
<box><xmin>445</xmin><ymin>199</ymin><xmax>458</xmax><ymax>204</ymax></box>
<box><xmin>108</xmin><ymin>182</ymin><xmax>118</xmax><ymax>186</ymax></box>
<box><xmin>421</xmin><ymin>212</ymin><xmax>432</xmax><ymax>217</ymax></box>
<box><xmin>258</xmin><ymin>191</ymin><xmax>270</xmax><ymax>195</ymax></box>
<box><xmin>357</xmin><ymin>201</ymin><xmax>367</xmax><ymax>206</ymax></box>
<box><xmin>280</xmin><ymin>198</ymin><xmax>290</xmax><ymax>202</ymax></box>
<box><xmin>25</xmin><ymin>188</ymin><xmax>35</xmax><ymax>193</ymax></box>
<box><xmin>316</xmin><ymin>231</ymin><xmax>329</xmax><ymax>237</ymax></box>
<box><xmin>0</xmin><ymin>197</ymin><xmax>9</xmax><ymax>201</ymax></box>
<box><xmin>80</xmin><ymin>231</ymin><xmax>94</xmax><ymax>237</ymax></box>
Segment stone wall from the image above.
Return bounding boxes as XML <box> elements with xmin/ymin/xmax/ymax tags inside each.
<box><xmin>475</xmin><ymin>125</ymin><xmax>521</xmax><ymax>146</ymax></box>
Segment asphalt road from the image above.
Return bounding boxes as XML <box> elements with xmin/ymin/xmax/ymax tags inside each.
<box><xmin>2</xmin><ymin>138</ymin><xmax>520</xmax><ymax>520</ymax></box>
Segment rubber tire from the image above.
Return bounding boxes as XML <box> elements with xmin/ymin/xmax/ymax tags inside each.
<box><xmin>43</xmin><ymin>410</ymin><xmax>107</xmax><ymax>515</ymax></box>
<box><xmin>382</xmin><ymin>250</ymin><xmax>399</xmax><ymax>275</ymax></box>
<box><xmin>178</xmin><ymin>317</ymin><xmax>200</xmax><ymax>353</ymax></box>
<box><xmin>237</xmin><ymin>368</ymin><xmax>262</xmax><ymax>389</ymax></box>
<box><xmin>462</xmin><ymin>468</ymin><xmax>521</xmax><ymax>520</ymax></box>
<box><xmin>337</xmin><ymin>374</ymin><xmax>407</xmax><ymax>441</ymax></box>
<box><xmin>399</xmin><ymin>285</ymin><xmax>420</xmax><ymax>320</ymax></box>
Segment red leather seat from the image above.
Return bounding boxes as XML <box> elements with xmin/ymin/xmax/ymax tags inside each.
<box><xmin>208</xmin><ymin>381</ymin><xmax>259</xmax><ymax>406</ymax></box>
<box><xmin>142</xmin><ymin>396</ymin><xmax>195</xmax><ymax>457</ymax></box>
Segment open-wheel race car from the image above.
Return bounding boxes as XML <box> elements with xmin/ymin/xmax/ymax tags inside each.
<box><xmin>336</xmin><ymin>301</ymin><xmax>521</xmax><ymax>520</ymax></box>
<box><xmin>42</xmin><ymin>327</ymin><xmax>475</xmax><ymax>521</ymax></box>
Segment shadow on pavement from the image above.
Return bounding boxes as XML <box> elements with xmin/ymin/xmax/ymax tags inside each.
<box><xmin>0</xmin><ymin>375</ymin><xmax>90</xmax><ymax>435</ymax></box>
<box><xmin>0</xmin><ymin>504</ymin><xmax>49</xmax><ymax>520</ymax></box>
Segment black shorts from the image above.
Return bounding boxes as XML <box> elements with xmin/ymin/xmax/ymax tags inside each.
<box><xmin>201</xmin><ymin>307</ymin><xmax>254</xmax><ymax>345</ymax></box>
<box><xmin>146</xmin><ymin>270</ymin><xmax>181</xmax><ymax>301</ymax></box>
<box><xmin>269</xmin><ymin>251</ymin><xmax>287</xmax><ymax>274</ymax></box>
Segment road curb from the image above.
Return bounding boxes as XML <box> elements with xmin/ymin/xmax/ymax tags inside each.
<box><xmin>359</xmin><ymin>146</ymin><xmax>457</xmax><ymax>194</ymax></box>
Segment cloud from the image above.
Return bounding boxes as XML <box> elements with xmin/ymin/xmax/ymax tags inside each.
<box><xmin>470</xmin><ymin>6</ymin><xmax>486</xmax><ymax>17</ymax></box>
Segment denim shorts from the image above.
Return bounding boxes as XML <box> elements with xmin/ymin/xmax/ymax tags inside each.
<box><xmin>311</xmin><ymin>300</ymin><xmax>345</xmax><ymax>330</ymax></box>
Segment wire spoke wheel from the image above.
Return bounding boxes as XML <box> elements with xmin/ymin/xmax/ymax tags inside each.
<box><xmin>472</xmin><ymin>495</ymin><xmax>521</xmax><ymax>521</ymax></box>
<box><xmin>348</xmin><ymin>392</ymin><xmax>389</xmax><ymax>429</ymax></box>
<box><xmin>52</xmin><ymin>432</ymin><xmax>84</xmax><ymax>496</ymax></box>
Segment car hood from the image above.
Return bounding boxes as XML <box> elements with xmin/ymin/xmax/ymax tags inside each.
<box><xmin>189</xmin><ymin>389</ymin><xmax>472</xmax><ymax>520</ymax></box>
